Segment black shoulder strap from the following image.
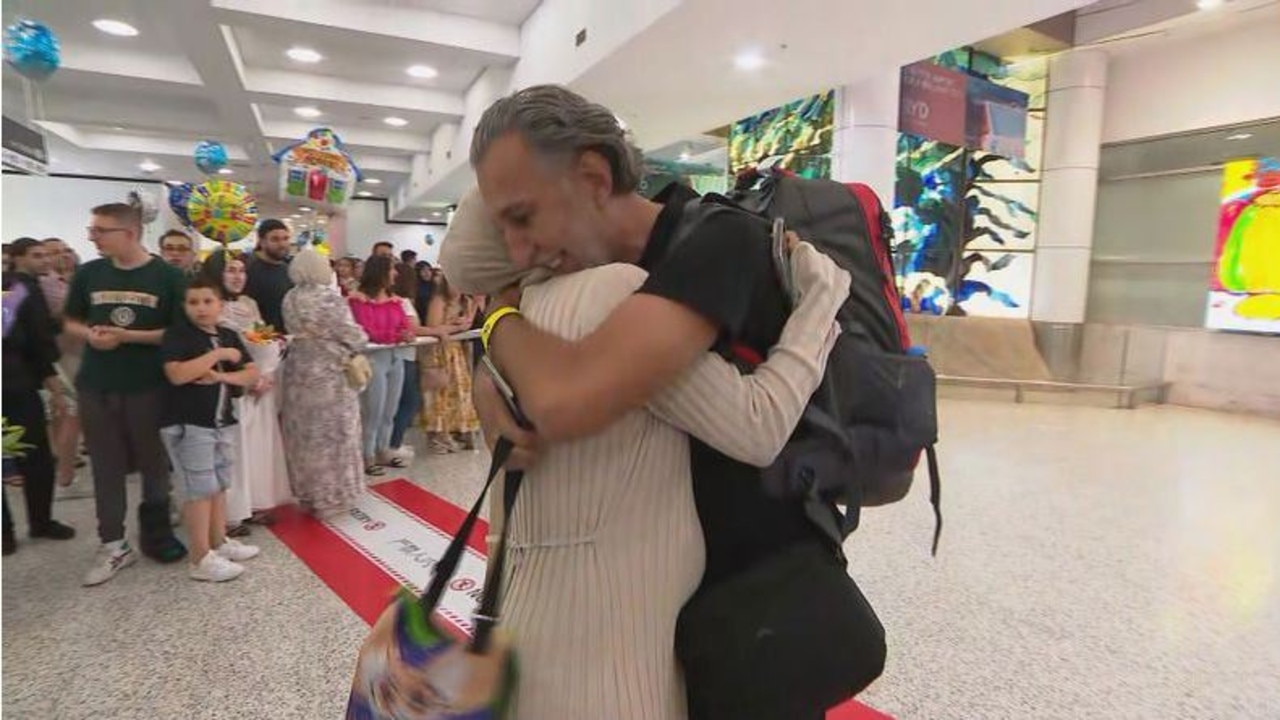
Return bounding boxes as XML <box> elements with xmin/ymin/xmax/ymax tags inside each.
<box><xmin>418</xmin><ymin>437</ymin><xmax>522</xmax><ymax>653</ymax></box>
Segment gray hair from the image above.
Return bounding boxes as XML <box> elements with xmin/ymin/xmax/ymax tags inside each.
<box><xmin>288</xmin><ymin>248</ymin><xmax>332</xmax><ymax>286</ymax></box>
<box><xmin>470</xmin><ymin>84</ymin><xmax>644</xmax><ymax>194</ymax></box>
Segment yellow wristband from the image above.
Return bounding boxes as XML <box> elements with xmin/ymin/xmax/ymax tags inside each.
<box><xmin>481</xmin><ymin>306</ymin><xmax>521</xmax><ymax>353</ymax></box>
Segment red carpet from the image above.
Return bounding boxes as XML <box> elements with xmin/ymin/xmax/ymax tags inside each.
<box><xmin>271</xmin><ymin>478</ymin><xmax>890</xmax><ymax>719</ymax></box>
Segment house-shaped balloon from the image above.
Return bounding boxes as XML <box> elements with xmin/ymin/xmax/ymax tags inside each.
<box><xmin>272</xmin><ymin>127</ymin><xmax>362</xmax><ymax>212</ymax></box>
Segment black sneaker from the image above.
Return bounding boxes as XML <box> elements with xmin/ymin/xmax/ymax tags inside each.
<box><xmin>3</xmin><ymin>534</ymin><xmax>16</xmax><ymax>556</ymax></box>
<box><xmin>30</xmin><ymin>520</ymin><xmax>76</xmax><ymax>540</ymax></box>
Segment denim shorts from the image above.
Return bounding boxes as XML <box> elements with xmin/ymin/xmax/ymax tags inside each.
<box><xmin>160</xmin><ymin>424</ymin><xmax>238</xmax><ymax>502</ymax></box>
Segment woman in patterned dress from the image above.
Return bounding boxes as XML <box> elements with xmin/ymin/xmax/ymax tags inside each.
<box><xmin>280</xmin><ymin>249</ymin><xmax>369</xmax><ymax>516</ymax></box>
<box><xmin>417</xmin><ymin>273</ymin><xmax>481</xmax><ymax>453</ymax></box>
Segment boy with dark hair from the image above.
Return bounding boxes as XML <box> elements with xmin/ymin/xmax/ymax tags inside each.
<box><xmin>65</xmin><ymin>203</ymin><xmax>189</xmax><ymax>585</ymax></box>
<box><xmin>160</xmin><ymin>277</ymin><xmax>261</xmax><ymax>582</ymax></box>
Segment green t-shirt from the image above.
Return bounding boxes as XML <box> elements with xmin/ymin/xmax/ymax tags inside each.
<box><xmin>65</xmin><ymin>256</ymin><xmax>186</xmax><ymax>393</ymax></box>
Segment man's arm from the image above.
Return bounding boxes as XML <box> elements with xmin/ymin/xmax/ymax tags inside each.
<box><xmin>487</xmin><ymin>293</ymin><xmax>716</xmax><ymax>443</ymax></box>
<box><xmin>116</xmin><ymin>328</ymin><xmax>165</xmax><ymax>345</ymax></box>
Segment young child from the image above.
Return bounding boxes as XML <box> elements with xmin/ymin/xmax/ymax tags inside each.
<box><xmin>160</xmin><ymin>278</ymin><xmax>262</xmax><ymax>582</ymax></box>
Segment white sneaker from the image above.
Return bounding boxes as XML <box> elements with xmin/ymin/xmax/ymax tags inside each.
<box><xmin>215</xmin><ymin>538</ymin><xmax>260</xmax><ymax>562</ymax></box>
<box><xmin>83</xmin><ymin>541</ymin><xmax>138</xmax><ymax>586</ymax></box>
<box><xmin>189</xmin><ymin>551</ymin><xmax>244</xmax><ymax>582</ymax></box>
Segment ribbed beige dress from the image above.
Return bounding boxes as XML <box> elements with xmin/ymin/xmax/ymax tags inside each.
<box><xmin>492</xmin><ymin>259</ymin><xmax>846</xmax><ymax>720</ymax></box>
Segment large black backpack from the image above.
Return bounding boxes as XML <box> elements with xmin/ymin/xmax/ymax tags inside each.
<box><xmin>671</xmin><ymin>172</ymin><xmax>942</xmax><ymax>554</ymax></box>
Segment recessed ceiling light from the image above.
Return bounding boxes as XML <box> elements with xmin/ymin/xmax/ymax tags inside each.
<box><xmin>294</xmin><ymin>106</ymin><xmax>322</xmax><ymax>119</ymax></box>
<box><xmin>363</xmin><ymin>177</ymin><xmax>382</xmax><ymax>185</ymax></box>
<box><xmin>298</xmin><ymin>207</ymin><xmax>313</xmax><ymax>212</ymax></box>
<box><xmin>406</xmin><ymin>64</ymin><xmax>438</xmax><ymax>79</ymax></box>
<box><xmin>1225</xmin><ymin>132</ymin><xmax>1253</xmax><ymax>141</ymax></box>
<box><xmin>217</xmin><ymin>167</ymin><xmax>234</xmax><ymax>175</ymax></box>
<box><xmin>734</xmin><ymin>48</ymin><xmax>766</xmax><ymax>71</ymax></box>
<box><xmin>93</xmin><ymin>19</ymin><xmax>139</xmax><ymax>37</ymax></box>
<box><xmin>138</xmin><ymin>159</ymin><xmax>161</xmax><ymax>173</ymax></box>
<box><xmin>357</xmin><ymin>190</ymin><xmax>373</xmax><ymax>196</ymax></box>
<box><xmin>113</xmin><ymin>125</ymin><xmax>125</xmax><ymax>131</ymax></box>
<box><xmin>384</xmin><ymin>116</ymin><xmax>409</xmax><ymax>127</ymax></box>
<box><xmin>286</xmin><ymin>47</ymin><xmax>323</xmax><ymax>63</ymax></box>
<box><xmin>1196</xmin><ymin>0</ymin><xmax>1223</xmax><ymax>9</ymax></box>
<box><xmin>431</xmin><ymin>211</ymin><xmax>443</xmax><ymax>218</ymax></box>
<box><xmin>678</xmin><ymin>145</ymin><xmax>693</xmax><ymax>162</ymax></box>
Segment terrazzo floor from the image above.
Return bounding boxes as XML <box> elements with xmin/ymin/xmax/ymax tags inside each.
<box><xmin>3</xmin><ymin>400</ymin><xmax>1279</xmax><ymax>719</ymax></box>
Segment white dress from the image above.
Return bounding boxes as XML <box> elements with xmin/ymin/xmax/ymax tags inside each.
<box><xmin>221</xmin><ymin>296</ymin><xmax>293</xmax><ymax>523</ymax></box>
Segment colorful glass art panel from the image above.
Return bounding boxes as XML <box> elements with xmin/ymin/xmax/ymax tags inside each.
<box><xmin>728</xmin><ymin>90</ymin><xmax>834</xmax><ymax>175</ymax></box>
<box><xmin>1205</xmin><ymin>157</ymin><xmax>1280</xmax><ymax>334</ymax></box>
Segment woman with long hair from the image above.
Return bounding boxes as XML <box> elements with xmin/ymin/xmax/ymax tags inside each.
<box><xmin>281</xmin><ymin>249</ymin><xmax>368</xmax><ymax>516</ymax></box>
<box><xmin>201</xmin><ymin>251</ymin><xmax>291</xmax><ymax>534</ymax></box>
<box><xmin>348</xmin><ymin>255</ymin><xmax>412</xmax><ymax>475</ymax></box>
<box><xmin>40</xmin><ymin>238</ymin><xmax>84</xmax><ymax>488</ymax></box>
<box><xmin>417</xmin><ymin>271</ymin><xmax>480</xmax><ymax>453</ymax></box>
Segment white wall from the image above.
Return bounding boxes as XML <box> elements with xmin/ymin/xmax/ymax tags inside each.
<box><xmin>1102</xmin><ymin>18</ymin><xmax>1280</xmax><ymax>143</ymax></box>
<box><xmin>2</xmin><ymin>174</ymin><xmax>181</xmax><ymax>260</ymax></box>
<box><xmin>342</xmin><ymin>198</ymin><xmax>445</xmax><ymax>263</ymax></box>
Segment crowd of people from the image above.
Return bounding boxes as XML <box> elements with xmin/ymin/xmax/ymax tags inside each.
<box><xmin>1</xmin><ymin>209</ymin><xmax>485</xmax><ymax>585</ymax></box>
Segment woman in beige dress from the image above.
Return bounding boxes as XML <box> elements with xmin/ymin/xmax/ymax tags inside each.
<box><xmin>440</xmin><ymin>189</ymin><xmax>849</xmax><ymax>720</ymax></box>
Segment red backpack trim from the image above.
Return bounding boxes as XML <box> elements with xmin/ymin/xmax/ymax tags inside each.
<box><xmin>846</xmin><ymin>183</ymin><xmax>911</xmax><ymax>351</ymax></box>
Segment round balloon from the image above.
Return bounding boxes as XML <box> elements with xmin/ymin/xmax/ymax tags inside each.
<box><xmin>4</xmin><ymin>19</ymin><xmax>60</xmax><ymax>81</ymax></box>
<box><xmin>194</xmin><ymin>140</ymin><xmax>228</xmax><ymax>174</ymax></box>
<box><xmin>167</xmin><ymin>183</ymin><xmax>193</xmax><ymax>226</ymax></box>
<box><xmin>187</xmin><ymin>180</ymin><xmax>258</xmax><ymax>245</ymax></box>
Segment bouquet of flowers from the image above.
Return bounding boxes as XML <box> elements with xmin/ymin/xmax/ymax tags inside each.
<box><xmin>243</xmin><ymin>322</ymin><xmax>284</xmax><ymax>374</ymax></box>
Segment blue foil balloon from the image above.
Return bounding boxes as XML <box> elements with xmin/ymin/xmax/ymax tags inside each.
<box><xmin>4</xmin><ymin>19</ymin><xmax>60</xmax><ymax>82</ymax></box>
<box><xmin>168</xmin><ymin>182</ymin><xmax>193</xmax><ymax>226</ymax></box>
<box><xmin>194</xmin><ymin>140</ymin><xmax>228</xmax><ymax>174</ymax></box>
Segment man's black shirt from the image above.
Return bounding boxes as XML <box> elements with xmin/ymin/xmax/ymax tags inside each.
<box><xmin>245</xmin><ymin>255</ymin><xmax>292</xmax><ymax>332</ymax></box>
<box><xmin>637</xmin><ymin>183</ymin><xmax>822</xmax><ymax>587</ymax></box>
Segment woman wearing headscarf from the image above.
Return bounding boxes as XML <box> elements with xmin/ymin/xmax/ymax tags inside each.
<box><xmin>438</xmin><ymin>188</ymin><xmax>849</xmax><ymax>720</ymax></box>
<box><xmin>279</xmin><ymin>249</ymin><xmax>369</xmax><ymax>516</ymax></box>
<box><xmin>201</xmin><ymin>251</ymin><xmax>292</xmax><ymax>533</ymax></box>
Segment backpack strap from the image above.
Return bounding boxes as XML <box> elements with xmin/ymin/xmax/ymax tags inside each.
<box><xmin>926</xmin><ymin>444</ymin><xmax>942</xmax><ymax>557</ymax></box>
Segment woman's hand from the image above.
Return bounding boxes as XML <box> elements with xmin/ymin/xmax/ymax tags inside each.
<box><xmin>789</xmin><ymin>240</ymin><xmax>849</xmax><ymax>303</ymax></box>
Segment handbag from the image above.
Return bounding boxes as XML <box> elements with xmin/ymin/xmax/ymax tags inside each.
<box><xmin>344</xmin><ymin>353</ymin><xmax>373</xmax><ymax>392</ymax></box>
<box><xmin>346</xmin><ymin>438</ymin><xmax>524</xmax><ymax>720</ymax></box>
<box><xmin>675</xmin><ymin>541</ymin><xmax>886</xmax><ymax>720</ymax></box>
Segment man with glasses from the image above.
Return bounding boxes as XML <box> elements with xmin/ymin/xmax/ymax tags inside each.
<box><xmin>64</xmin><ymin>203</ymin><xmax>188</xmax><ymax>585</ymax></box>
<box><xmin>158</xmin><ymin>229</ymin><xmax>199</xmax><ymax>277</ymax></box>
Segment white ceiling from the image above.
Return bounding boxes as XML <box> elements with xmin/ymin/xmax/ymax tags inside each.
<box><xmin>1</xmin><ymin>0</ymin><xmax>528</xmax><ymax>218</ymax></box>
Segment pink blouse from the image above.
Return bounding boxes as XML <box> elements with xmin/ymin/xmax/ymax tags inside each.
<box><xmin>348</xmin><ymin>297</ymin><xmax>409</xmax><ymax>345</ymax></box>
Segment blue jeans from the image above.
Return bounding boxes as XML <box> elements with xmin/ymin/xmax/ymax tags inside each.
<box><xmin>160</xmin><ymin>424</ymin><xmax>237</xmax><ymax>503</ymax></box>
<box><xmin>390</xmin><ymin>359</ymin><xmax>421</xmax><ymax>449</ymax></box>
<box><xmin>360</xmin><ymin>349</ymin><xmax>404</xmax><ymax>460</ymax></box>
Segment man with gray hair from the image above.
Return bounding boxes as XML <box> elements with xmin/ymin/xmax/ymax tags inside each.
<box><xmin>462</xmin><ymin>84</ymin><xmax>853</xmax><ymax>718</ymax></box>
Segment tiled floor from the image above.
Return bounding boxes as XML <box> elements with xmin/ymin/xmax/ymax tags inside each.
<box><xmin>3</xmin><ymin>400</ymin><xmax>1279</xmax><ymax>719</ymax></box>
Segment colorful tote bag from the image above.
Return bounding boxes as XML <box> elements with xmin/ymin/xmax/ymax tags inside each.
<box><xmin>347</xmin><ymin>439</ymin><xmax>522</xmax><ymax>720</ymax></box>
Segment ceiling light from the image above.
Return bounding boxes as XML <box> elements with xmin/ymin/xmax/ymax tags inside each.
<box><xmin>298</xmin><ymin>207</ymin><xmax>313</xmax><ymax>212</ymax></box>
<box><xmin>217</xmin><ymin>167</ymin><xmax>234</xmax><ymax>175</ymax></box>
<box><xmin>1196</xmin><ymin>0</ymin><xmax>1224</xmax><ymax>9</ymax></box>
<box><xmin>678</xmin><ymin>145</ymin><xmax>693</xmax><ymax>162</ymax></box>
<box><xmin>138</xmin><ymin>160</ymin><xmax>161</xmax><ymax>173</ymax></box>
<box><xmin>286</xmin><ymin>47</ymin><xmax>323</xmax><ymax>63</ymax></box>
<box><xmin>363</xmin><ymin>177</ymin><xmax>382</xmax><ymax>185</ymax></box>
<box><xmin>384</xmin><ymin>116</ymin><xmax>409</xmax><ymax>127</ymax></box>
<box><xmin>734</xmin><ymin>48</ymin><xmax>766</xmax><ymax>71</ymax></box>
<box><xmin>406</xmin><ymin>64</ymin><xmax>439</xmax><ymax>79</ymax></box>
<box><xmin>1225</xmin><ymin>132</ymin><xmax>1253</xmax><ymax>141</ymax></box>
<box><xmin>357</xmin><ymin>190</ymin><xmax>373</xmax><ymax>196</ymax></box>
<box><xmin>93</xmin><ymin>19</ymin><xmax>139</xmax><ymax>37</ymax></box>
<box><xmin>113</xmin><ymin>125</ymin><xmax>125</xmax><ymax>131</ymax></box>
<box><xmin>294</xmin><ymin>106</ymin><xmax>322</xmax><ymax>119</ymax></box>
<box><xmin>431</xmin><ymin>211</ymin><xmax>443</xmax><ymax>218</ymax></box>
